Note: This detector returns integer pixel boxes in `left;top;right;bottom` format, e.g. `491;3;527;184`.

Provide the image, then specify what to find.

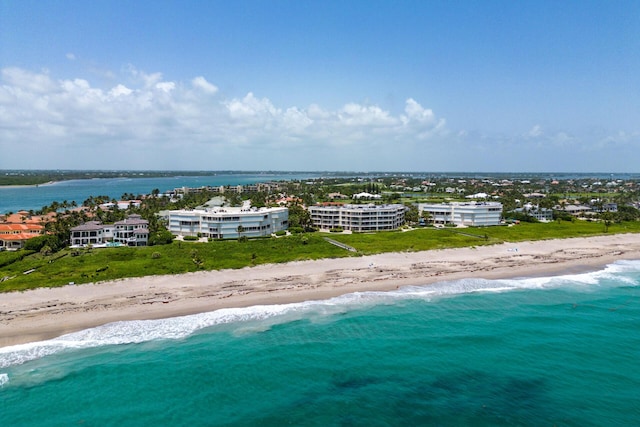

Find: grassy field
0;235;352;292
1;220;639;292
329;220;640;255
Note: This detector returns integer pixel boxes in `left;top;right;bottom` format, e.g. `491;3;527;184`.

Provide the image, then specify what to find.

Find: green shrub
24;235;63;252
183;235;199;241
149;229;174;245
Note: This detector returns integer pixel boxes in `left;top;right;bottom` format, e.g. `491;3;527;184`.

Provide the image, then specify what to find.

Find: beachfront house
167;206;289;239
0;211;49;250
69;221;109;247
70;214;148;247
308;204;406;232
113;215;149;246
0;223;45;250
418;202;503;227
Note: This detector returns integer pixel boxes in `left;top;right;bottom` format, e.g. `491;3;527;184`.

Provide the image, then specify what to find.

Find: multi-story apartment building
167;206;288;239
308;204;406;232
418;202;503;226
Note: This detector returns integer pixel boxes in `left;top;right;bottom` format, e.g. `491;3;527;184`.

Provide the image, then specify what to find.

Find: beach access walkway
323;237;357;252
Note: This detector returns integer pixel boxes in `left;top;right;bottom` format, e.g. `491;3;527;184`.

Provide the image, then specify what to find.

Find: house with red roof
0;223;45;250
0;211;52;250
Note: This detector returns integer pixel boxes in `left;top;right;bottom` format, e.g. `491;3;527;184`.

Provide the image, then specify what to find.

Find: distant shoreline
0;181;56;189
1;234;638;348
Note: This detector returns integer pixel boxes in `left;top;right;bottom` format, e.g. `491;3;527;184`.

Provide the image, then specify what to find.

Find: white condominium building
168;206;289;239
418;202;503;226
308;204;406;232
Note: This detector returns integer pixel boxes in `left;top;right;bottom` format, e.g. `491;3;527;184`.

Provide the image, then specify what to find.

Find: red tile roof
0;232;42;241
0;223;44;232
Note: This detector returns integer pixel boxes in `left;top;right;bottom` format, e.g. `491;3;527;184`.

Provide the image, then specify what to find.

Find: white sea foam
0;372;8;387
1;259;638;370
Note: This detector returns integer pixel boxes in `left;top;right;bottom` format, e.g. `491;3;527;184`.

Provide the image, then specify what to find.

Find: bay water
1;260;639;426
0;173;320;214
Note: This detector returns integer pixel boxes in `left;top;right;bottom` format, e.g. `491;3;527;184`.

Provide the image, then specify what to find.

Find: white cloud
528;125;542;138
339;103;398;127
191;76;218;94
225;92;279;119
125;65;164;88
552;132;574;147
402;98;435;124
110;84;133;97
0;67;454;169
1;67;57;93
283;107;313;132
66;53;76;61
155;82;175;93
14;65;605;171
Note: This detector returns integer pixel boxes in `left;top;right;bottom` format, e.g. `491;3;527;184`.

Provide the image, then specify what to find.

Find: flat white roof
170;206;287;215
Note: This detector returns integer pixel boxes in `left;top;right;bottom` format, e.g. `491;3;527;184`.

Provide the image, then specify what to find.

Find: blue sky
1;1;639;172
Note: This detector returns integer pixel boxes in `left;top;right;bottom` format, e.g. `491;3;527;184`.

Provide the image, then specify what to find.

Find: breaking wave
0;372;8;387
1;259;638;370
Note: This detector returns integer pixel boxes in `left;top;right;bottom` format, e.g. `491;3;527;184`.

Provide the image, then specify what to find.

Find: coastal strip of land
1;234;639;348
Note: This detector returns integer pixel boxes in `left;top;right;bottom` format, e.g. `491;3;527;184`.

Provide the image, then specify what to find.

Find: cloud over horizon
0;66;455;169
0;66;637;172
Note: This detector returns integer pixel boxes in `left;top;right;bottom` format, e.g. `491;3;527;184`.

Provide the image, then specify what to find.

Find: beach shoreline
1;234;639;348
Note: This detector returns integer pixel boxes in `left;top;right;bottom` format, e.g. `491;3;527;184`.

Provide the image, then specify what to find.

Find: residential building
562;205;592;216
418;202;503;226
352;192;382;200
591;202;618;213
308;204;406;232
113;214;149;246
0;211;50;250
69;221;109;246
167;206;289;239
465;193;489;199
514;204;554;222
0;223;44;250
327;192;349;200
70;215;148;247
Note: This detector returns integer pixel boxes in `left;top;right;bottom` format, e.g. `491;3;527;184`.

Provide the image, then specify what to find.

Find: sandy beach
1;234;639;348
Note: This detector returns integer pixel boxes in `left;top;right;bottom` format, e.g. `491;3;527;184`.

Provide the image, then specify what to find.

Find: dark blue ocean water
1;260;639;426
0;173;320;214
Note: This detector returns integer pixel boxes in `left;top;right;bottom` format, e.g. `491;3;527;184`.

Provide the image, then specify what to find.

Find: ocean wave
1;259;638;370
0;373;8;387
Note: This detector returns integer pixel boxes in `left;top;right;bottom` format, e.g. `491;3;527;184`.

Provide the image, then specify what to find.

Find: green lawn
2;220;639;292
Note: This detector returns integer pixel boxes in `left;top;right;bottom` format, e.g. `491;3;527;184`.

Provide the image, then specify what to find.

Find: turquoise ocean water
1;260;639;426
